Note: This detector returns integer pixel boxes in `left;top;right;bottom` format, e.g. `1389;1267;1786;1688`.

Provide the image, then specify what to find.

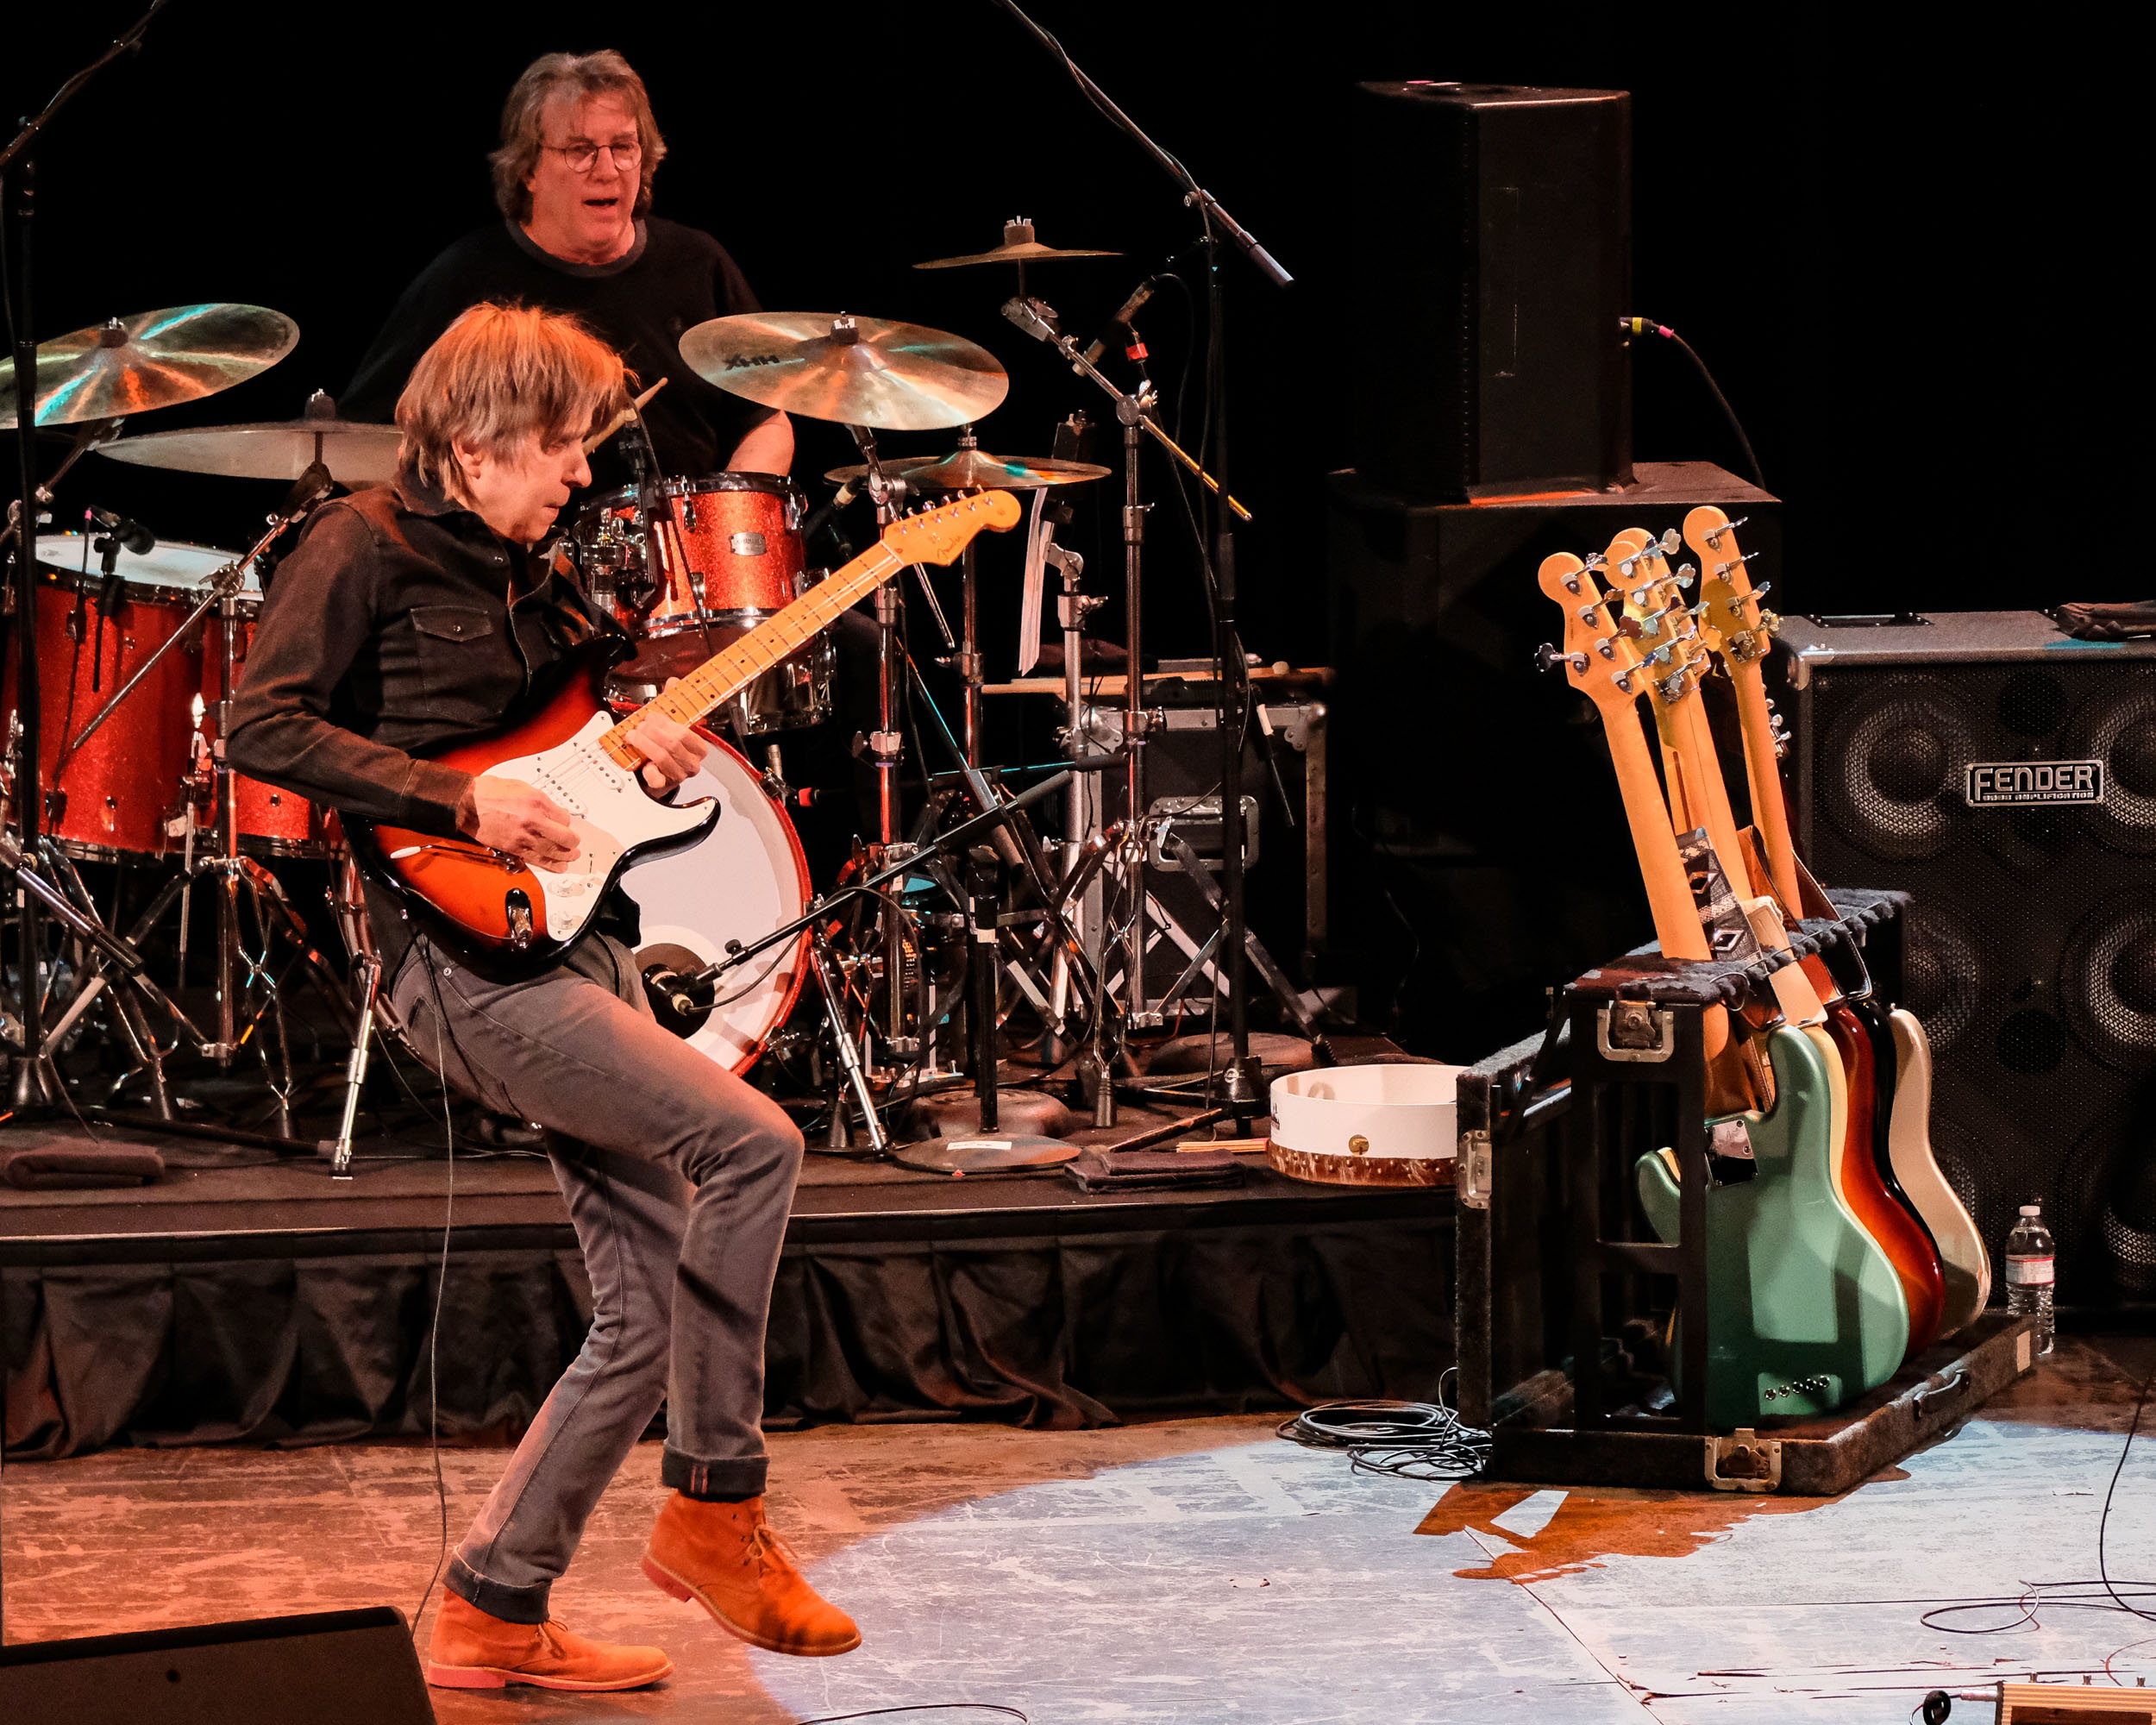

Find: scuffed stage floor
6;1337;2156;1722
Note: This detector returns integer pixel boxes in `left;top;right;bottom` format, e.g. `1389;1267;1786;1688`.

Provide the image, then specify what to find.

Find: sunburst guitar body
348;491;1021;973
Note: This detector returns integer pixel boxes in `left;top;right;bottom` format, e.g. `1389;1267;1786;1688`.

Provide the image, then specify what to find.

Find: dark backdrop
7;3;2140;1053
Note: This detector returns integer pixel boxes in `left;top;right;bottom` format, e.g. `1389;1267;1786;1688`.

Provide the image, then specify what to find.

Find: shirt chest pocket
408;605;501;714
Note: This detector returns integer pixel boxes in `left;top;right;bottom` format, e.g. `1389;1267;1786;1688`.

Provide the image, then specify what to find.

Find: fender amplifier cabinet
1349;81;1633;500
1776;612;2156;1305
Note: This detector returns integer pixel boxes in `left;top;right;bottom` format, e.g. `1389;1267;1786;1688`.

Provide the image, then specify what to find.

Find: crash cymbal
0;304;298;430
825;448;1110;492
915;218;1118;270
680;311;1006;433
96;394;402;484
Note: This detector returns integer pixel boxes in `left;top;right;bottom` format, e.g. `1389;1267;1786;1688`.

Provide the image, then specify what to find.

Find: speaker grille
1821;676;1976;862
1792;634;2156;1307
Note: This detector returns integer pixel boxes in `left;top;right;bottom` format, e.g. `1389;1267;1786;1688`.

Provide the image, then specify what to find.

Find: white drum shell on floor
1269;1063;1467;1162
614;732;811;1073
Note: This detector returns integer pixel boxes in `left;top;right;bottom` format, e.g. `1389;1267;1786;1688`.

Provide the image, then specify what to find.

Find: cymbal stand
999;292;1250;1056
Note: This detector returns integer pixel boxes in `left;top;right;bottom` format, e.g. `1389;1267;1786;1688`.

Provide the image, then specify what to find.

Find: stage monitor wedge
0;1606;433;1722
1350;81;1633;502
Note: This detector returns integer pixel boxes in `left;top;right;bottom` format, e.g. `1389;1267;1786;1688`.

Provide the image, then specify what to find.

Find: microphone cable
1621;317;1767;492
1275;1370;1490;1482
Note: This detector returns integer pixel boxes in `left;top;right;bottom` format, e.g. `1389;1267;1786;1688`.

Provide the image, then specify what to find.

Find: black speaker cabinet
1349;81;1633;502
0;1607;433;1722
1777;612;2156;1306
1328;460;1774;1056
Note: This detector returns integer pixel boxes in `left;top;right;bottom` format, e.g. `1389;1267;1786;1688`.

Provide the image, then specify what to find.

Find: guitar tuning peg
1560;569;1583;594
1752;580;1773;600
1673;566;1695;590
1533;642;1586;674
1594;635;1620;661
1583;551;1607;568
1659;528;1682;555
1760;608;1783;634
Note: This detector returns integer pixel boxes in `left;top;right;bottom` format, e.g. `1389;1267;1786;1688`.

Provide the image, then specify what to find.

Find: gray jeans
390;931;805;1624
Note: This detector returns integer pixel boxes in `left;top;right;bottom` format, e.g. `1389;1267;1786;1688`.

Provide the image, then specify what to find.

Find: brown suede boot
423;1589;674;1690
642;1493;862;1657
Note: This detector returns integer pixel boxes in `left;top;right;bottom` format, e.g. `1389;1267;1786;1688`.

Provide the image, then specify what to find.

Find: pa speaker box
1777;612;2156;1306
1349;81;1633;501
0;1606;433;1722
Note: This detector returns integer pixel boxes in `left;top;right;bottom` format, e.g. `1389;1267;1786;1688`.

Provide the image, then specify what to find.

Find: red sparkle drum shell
573;471;805;637
664;473;805;618
199;610;331;856
3;535;229;859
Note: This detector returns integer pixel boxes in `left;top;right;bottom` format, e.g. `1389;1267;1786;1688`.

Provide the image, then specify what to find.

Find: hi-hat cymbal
915;218;1117;270
0;304;298;430
825;448;1110;492
680;311;1006;433
96;400;402;484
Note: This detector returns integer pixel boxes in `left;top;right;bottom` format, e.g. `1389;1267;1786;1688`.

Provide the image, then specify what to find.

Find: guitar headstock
880;490;1023;565
1685;506;1776;666
1534;551;1653;723
1604;529;1705;712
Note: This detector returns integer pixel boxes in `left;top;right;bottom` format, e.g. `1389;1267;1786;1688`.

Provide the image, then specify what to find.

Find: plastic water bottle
2006;1202;2056;1356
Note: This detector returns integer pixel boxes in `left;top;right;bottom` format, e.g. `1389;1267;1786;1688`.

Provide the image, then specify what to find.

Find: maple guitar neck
1688;505;1802;910
596;540;904;768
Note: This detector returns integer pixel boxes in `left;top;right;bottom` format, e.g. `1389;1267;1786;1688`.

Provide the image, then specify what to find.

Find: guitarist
228;303;860;1690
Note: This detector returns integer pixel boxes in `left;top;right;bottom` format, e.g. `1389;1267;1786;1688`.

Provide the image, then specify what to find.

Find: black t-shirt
342;216;774;488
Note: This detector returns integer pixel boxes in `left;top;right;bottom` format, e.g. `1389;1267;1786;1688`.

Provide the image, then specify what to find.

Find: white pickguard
488;712;714;941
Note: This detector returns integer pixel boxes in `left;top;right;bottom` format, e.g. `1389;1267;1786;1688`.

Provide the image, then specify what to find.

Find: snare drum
1;534;235;858
571;471;832;734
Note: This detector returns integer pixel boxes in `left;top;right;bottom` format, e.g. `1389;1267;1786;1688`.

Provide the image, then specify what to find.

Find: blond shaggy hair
395;303;627;493
490;50;667;223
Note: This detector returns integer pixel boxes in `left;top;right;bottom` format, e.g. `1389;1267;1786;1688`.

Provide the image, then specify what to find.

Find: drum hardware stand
991;0;1290;1126
998;292;1249;1046
0;828;205;1104
693;770;1075;1153
893;846;1080;1175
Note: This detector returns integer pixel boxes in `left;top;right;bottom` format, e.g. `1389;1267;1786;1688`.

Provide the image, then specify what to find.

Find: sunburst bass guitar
347;490;1021;973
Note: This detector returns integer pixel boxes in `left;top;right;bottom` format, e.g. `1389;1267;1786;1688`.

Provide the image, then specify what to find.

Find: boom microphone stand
987;0;1291;1125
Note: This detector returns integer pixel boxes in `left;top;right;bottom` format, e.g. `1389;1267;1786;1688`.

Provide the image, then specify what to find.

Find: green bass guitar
1635;1023;1910;1428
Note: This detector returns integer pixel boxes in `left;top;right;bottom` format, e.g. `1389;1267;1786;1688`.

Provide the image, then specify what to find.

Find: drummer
342;50;791;483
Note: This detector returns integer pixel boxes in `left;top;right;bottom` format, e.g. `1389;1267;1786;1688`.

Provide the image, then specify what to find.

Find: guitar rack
1454;887;2039;1494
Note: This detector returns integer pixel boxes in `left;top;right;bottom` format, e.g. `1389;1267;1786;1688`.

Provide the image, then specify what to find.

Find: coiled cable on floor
1275;1374;1490;1482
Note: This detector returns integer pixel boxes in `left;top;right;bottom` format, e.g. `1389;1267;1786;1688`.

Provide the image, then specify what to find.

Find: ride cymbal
0;304;298;430
915;218;1118;270
97;402;401;484
824;448;1110;492
680;311;1006;432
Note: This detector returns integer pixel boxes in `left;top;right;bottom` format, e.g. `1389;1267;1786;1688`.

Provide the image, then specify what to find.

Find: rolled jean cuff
445;1555;550;1626
662;1446;768;1502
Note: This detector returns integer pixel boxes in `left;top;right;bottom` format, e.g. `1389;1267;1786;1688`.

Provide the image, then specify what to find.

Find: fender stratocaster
348;491;1021;973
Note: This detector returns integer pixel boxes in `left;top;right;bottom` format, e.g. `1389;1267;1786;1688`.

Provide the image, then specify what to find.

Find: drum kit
0;218;1301;1165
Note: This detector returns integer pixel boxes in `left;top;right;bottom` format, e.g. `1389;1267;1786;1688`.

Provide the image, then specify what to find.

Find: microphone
87;507;154;556
1082;277;1161;365
280;461;334;518
1000;297;1062;345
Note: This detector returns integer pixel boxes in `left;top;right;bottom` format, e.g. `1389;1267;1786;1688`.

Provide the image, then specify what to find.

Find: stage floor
6;1335;2154;1721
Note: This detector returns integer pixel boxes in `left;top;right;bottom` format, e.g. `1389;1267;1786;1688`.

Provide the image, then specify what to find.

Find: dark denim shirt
227;474;618;838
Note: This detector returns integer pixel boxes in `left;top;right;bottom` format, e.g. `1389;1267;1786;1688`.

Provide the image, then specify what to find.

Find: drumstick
584;377;669;454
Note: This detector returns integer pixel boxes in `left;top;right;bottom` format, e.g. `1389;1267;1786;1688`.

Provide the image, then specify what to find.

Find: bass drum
331;730;810;1076
616;730;812;1073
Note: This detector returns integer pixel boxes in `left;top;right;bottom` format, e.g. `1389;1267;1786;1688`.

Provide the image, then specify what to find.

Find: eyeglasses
542;140;642;174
